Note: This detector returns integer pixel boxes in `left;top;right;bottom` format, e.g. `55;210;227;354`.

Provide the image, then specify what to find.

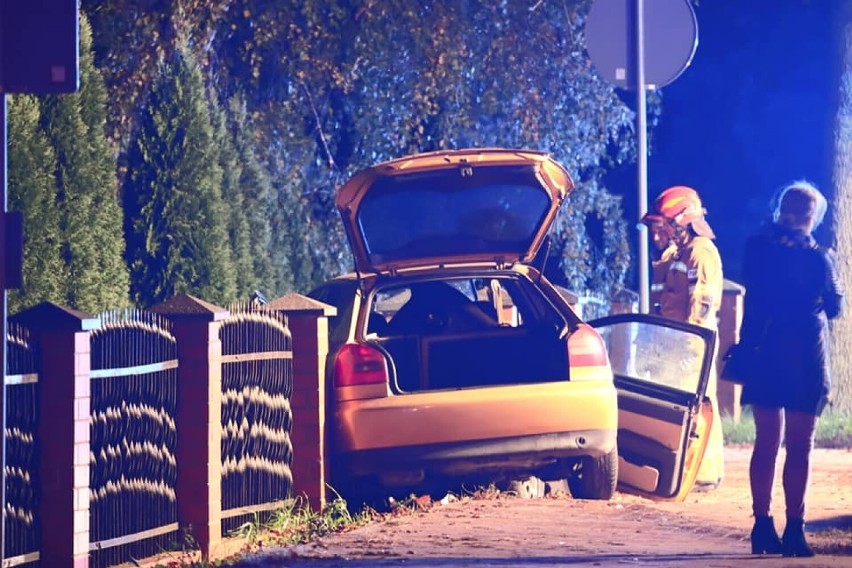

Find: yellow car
308;149;716;507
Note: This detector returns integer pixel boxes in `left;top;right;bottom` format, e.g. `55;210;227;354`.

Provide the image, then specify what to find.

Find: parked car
308;148;716;508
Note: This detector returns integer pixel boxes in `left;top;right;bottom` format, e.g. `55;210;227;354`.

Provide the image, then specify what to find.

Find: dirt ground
227;446;852;568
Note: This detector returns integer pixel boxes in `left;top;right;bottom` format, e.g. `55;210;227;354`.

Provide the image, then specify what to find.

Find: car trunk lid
335;148;574;275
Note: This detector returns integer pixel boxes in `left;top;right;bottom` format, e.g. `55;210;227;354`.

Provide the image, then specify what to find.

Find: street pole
0;2;7;558
0;92;8;566
633;0;651;314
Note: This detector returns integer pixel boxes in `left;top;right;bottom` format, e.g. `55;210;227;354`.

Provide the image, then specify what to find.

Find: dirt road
229;446;852;567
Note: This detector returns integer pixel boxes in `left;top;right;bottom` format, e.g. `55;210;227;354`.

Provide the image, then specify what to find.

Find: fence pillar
266;293;336;512
151;294;228;559
12;303;100;568
717;280;746;422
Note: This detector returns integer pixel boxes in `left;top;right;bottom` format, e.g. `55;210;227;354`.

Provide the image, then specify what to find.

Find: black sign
1;0;79;94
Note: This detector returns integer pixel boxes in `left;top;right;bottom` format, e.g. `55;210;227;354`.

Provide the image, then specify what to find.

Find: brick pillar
151;294;228;559
716;280;746;422
12;302;100;568
266;293;336;512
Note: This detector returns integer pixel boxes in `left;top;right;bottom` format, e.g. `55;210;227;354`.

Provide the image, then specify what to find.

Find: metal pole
0;92;8;565
634;0;650;313
0;2;8;559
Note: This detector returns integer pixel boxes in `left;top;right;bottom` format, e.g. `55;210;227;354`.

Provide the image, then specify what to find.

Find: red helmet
641;185;715;238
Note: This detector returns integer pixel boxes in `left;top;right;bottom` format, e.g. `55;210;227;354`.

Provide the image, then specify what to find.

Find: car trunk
372;324;569;392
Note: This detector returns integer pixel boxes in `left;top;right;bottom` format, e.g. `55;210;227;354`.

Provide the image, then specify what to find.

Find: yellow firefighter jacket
650;236;723;329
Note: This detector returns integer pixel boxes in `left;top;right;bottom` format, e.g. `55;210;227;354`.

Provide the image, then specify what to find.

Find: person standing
641;185;725;491
740;181;844;557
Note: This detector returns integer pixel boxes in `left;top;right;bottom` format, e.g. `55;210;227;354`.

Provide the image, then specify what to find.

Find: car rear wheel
567;447;618;500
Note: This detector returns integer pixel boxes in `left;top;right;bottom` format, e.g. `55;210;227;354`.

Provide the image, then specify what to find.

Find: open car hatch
590;313;717;501
335;148;574;275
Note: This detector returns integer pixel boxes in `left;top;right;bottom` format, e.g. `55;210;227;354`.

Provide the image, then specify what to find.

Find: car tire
567;447;618;500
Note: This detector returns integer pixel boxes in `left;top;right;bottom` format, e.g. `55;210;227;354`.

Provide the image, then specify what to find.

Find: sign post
585;0;698;313
0;0;79;561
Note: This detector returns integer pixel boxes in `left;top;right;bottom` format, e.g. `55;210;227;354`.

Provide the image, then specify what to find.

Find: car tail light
567;324;609;368
333;343;389;387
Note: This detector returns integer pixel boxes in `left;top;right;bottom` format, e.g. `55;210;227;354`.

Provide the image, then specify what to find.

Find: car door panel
590;313;716;501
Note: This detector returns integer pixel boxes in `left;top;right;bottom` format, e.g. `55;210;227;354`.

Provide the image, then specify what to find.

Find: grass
722;408;852;448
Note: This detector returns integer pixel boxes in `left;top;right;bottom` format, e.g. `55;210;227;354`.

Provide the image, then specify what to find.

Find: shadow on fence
2;292;335;568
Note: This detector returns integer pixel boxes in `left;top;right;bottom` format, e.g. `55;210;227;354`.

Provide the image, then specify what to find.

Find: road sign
1;0;79;94
586;0;698;90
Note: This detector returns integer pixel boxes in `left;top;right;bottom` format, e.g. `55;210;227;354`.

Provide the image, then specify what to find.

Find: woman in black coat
740;181;844;557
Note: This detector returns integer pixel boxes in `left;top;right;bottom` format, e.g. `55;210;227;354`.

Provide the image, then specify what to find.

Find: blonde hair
773;180;827;231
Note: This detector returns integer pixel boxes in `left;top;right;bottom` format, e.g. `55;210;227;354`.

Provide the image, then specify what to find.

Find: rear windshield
357;165;551;265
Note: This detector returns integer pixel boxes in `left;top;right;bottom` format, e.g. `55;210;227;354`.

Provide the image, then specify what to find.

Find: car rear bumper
340;429;617;481
334;381;618;452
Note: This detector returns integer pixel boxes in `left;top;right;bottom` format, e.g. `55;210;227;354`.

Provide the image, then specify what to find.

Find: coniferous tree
123;45;237;307
6;95;66;314
228;95;283;296
40;14;130;313
210;93;254;300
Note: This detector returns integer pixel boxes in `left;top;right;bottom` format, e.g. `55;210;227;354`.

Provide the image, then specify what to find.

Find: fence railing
88;309;180;568
2;293;335;568
4;321;39;566
219;303;293;534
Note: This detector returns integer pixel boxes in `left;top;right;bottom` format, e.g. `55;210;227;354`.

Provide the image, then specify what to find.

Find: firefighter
641;185;725;491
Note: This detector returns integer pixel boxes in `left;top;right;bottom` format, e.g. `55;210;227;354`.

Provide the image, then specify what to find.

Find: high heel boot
782;518;814;557
750;515;783;554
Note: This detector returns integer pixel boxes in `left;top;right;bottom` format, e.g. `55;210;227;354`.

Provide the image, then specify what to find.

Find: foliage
226;96;283;296
722;408;852;449
829;18;852;414
211;92;255;301
200;0;639;293
231;495;377;548
81;0;232;144
39;14;130;313
6;95;66;314
18;0;646;310
122;44;237;307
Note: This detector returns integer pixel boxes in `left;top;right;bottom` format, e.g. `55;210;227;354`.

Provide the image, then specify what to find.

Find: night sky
605;0;841;288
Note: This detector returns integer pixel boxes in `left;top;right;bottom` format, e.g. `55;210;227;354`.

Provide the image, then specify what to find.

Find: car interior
367;277;569;392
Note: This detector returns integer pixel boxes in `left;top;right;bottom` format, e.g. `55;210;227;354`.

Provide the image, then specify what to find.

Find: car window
373;288;410;320
356;166;551;265
596;320;707;393
472;278;520;327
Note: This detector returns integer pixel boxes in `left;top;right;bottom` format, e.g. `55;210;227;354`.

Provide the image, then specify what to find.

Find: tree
89;0;641;297
40;13;130;313
325;0;635;294
202;0;636;293
830;3;852;413
211;92;255;300
123;45;237;307
81;0;232;143
6;95;66;314
227;95;283;296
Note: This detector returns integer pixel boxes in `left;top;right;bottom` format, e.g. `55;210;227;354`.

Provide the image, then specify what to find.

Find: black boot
750;515;783;554
782;518;815;557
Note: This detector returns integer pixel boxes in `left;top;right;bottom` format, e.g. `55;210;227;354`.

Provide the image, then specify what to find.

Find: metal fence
1;295;313;567
88;309;180;568
219;302;293;535
4;321;40;566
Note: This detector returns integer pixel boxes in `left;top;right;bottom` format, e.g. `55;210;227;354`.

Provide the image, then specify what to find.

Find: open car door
590;313;717;501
